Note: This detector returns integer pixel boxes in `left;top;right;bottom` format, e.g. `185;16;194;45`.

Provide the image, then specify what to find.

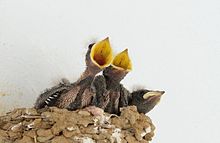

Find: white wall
0;0;219;142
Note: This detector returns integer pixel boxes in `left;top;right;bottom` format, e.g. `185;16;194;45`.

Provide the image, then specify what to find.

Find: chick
92;49;132;114
34;38;113;109
63;38;113;110
130;90;164;114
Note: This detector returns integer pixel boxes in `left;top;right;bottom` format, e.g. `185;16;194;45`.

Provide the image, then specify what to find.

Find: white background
0;0;219;142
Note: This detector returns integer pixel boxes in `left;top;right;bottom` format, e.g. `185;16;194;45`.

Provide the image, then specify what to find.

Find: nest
0;106;155;143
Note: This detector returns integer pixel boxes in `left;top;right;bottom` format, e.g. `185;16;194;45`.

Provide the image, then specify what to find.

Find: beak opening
90;37;113;69
112;49;132;71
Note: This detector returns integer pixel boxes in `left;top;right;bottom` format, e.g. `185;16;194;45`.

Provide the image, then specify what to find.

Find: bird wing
34;82;71;109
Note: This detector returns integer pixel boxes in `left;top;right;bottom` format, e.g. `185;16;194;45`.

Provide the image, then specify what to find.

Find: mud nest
0;106;155;143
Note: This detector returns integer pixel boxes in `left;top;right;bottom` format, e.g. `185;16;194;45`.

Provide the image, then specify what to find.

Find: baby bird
62;38;113;110
92;49;132;114
34;38;113;109
130;90;164;114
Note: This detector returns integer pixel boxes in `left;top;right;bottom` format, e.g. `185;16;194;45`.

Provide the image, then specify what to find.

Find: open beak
112;49;132;71
143;91;165;105
90;37;113;69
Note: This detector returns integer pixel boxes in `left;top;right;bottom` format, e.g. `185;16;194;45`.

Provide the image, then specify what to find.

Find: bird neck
104;69;128;89
105;76;121;89
78;66;100;82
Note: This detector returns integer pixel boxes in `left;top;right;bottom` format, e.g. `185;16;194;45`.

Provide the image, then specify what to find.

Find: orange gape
93;54;106;66
90;37;113;69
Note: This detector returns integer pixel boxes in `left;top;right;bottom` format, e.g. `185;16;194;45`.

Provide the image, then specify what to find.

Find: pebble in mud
0;106;155;143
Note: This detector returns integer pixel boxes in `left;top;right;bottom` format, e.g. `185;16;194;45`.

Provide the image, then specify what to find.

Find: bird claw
84;106;104;116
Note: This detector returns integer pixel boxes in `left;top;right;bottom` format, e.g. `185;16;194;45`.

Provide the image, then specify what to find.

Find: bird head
85;37;113;75
131;89;165;114
103;49;132;82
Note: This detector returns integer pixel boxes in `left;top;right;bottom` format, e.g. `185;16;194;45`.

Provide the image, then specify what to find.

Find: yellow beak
90;37;113;69
112;49;132;71
143;91;164;99
143;91;165;105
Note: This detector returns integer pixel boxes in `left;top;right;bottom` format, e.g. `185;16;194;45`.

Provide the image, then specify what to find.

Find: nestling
34;38;113;109
130;90;164;113
92;49;132;114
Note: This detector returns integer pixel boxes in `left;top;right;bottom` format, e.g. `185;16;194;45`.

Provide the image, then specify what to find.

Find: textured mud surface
0;106;155;143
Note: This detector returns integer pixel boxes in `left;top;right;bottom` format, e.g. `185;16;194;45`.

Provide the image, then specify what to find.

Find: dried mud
0;106;155;143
